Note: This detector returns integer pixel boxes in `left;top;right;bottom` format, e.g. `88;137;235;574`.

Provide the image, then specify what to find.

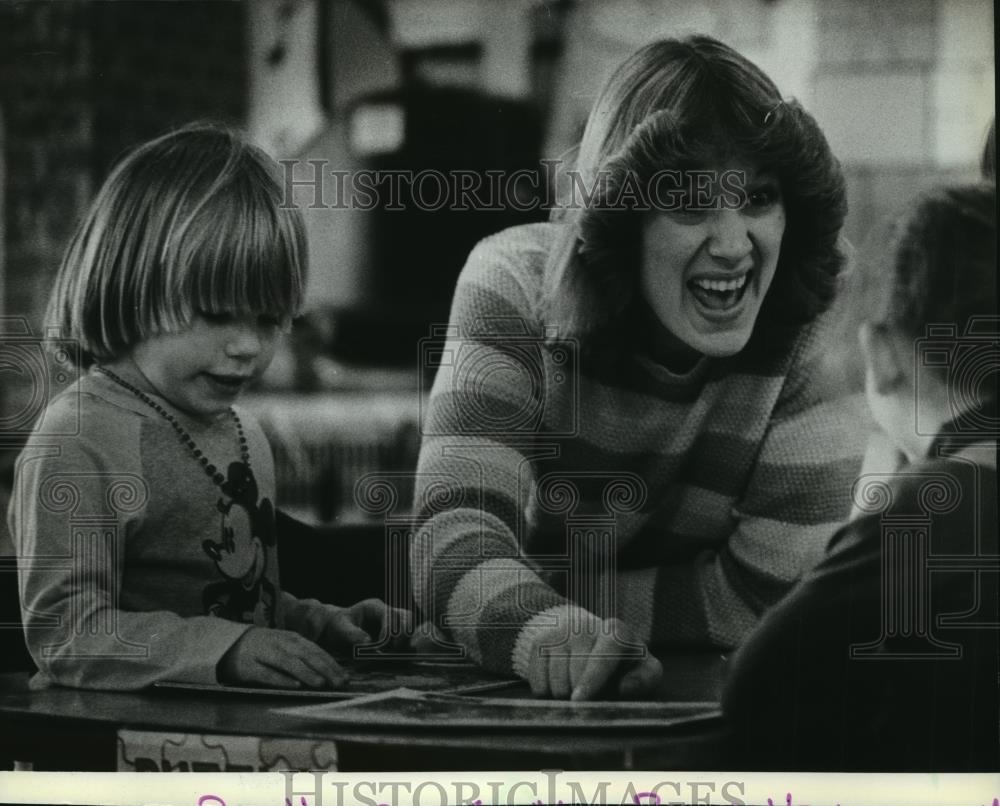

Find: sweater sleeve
412;230;593;677
10;411;249;690
611;325;871;648
413;231;869;671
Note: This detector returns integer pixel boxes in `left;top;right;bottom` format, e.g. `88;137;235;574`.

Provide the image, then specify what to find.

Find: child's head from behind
48;123;307;417
860;182;997;458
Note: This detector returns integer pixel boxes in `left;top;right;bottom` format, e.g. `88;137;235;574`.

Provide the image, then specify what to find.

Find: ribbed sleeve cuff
510;603;598;680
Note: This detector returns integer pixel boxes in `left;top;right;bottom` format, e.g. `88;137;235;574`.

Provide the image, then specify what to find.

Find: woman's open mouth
687;270;752;314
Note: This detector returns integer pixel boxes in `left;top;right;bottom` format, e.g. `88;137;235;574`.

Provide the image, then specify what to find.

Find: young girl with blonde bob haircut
11;124;407;691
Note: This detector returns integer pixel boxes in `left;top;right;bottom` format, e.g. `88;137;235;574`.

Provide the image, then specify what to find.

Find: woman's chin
686;329;753;358
676;290;765;358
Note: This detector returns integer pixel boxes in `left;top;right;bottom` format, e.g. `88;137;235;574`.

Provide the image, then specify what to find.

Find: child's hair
542;35;847;349
47;122;308;368
877;182;996;344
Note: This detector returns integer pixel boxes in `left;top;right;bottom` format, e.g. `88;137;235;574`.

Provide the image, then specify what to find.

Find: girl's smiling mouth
204;373;253;394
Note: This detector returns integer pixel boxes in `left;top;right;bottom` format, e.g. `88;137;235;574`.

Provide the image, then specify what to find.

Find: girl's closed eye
258;314;284;329
196;310;286;331
197;309;237;326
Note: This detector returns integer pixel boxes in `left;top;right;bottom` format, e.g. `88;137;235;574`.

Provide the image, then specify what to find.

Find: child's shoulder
26;372;147;450
896;441;997;499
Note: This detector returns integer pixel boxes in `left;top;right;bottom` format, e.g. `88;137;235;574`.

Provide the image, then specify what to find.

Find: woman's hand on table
217;627;346;689
526;617;663;701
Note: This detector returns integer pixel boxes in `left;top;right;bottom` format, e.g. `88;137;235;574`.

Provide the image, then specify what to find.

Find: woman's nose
706;209;753;264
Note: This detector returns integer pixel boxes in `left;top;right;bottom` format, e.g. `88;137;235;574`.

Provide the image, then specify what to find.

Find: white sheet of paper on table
275;687;723;729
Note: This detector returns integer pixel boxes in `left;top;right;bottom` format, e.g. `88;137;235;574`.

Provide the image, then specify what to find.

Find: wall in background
812;0;992;251
0;0;993;353
0;0;246;472
541;0;993;250
247;0;326;158
0;0;994;527
0;107;6;320
0;1;95;329
0;0;246;328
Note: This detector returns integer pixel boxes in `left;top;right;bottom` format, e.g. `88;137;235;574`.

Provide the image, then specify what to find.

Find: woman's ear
859;321;905;395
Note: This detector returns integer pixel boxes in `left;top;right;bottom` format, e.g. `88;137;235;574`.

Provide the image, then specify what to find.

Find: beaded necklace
95;366;252;494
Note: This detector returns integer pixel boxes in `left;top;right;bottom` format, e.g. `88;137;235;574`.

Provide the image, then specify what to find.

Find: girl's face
639;165;786;360
130;312;283;420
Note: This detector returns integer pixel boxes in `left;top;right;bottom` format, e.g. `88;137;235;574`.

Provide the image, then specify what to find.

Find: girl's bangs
162;179;306;328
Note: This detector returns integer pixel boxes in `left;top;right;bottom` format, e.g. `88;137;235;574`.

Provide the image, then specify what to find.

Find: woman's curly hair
543;35;848;351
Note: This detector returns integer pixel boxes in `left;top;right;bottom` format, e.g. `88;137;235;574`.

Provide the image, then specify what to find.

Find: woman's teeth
687;272;751;311
691;274;748;292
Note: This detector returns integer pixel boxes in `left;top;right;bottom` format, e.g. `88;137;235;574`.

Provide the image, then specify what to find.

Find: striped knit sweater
413;222;868;679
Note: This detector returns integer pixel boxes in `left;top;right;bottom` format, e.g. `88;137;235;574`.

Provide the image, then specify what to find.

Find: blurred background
0;0;994;528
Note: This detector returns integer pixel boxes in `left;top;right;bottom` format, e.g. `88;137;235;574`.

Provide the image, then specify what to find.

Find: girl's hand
409;620;453;655
315;598;415;654
526;617;663;701
217;627;346;689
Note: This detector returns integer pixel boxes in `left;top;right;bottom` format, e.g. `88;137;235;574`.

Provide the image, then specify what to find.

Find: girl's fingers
348;598;391;639
273;630;347;686
326;610;375;648
388;607;415;649
244;660;305;689
409;620;449;654
340;603;415;650
294;647;347;687
269;654;328;689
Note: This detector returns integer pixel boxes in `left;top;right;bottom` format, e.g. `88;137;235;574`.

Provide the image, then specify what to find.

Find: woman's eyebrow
745;167;780;182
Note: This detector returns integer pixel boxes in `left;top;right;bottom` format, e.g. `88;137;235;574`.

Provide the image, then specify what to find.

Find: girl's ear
859;321;905;395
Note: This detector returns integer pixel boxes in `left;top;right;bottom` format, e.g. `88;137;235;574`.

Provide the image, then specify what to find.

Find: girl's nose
224;323;263;359
706;209;753;264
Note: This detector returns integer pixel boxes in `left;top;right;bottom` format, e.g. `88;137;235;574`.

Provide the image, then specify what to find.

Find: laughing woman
412;35;868;699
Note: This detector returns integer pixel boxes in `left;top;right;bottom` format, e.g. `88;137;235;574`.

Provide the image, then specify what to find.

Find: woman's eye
258;315;283;329
747;185;780;209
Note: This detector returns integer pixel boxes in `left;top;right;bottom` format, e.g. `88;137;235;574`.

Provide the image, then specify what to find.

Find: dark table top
0;653;731;770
